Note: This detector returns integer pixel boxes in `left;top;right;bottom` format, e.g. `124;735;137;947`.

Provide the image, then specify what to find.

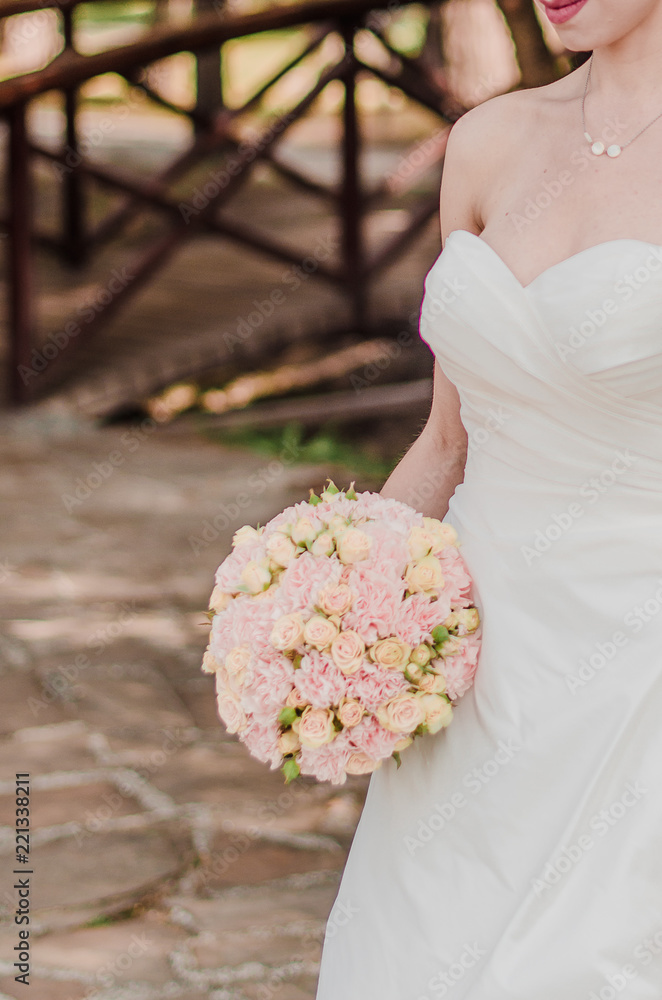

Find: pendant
590;140;605;156
606;144;622;157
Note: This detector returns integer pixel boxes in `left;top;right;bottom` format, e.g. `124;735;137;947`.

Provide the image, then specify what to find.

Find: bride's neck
589;36;662;108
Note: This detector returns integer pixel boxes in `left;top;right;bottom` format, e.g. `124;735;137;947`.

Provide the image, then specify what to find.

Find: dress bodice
419;230;662;497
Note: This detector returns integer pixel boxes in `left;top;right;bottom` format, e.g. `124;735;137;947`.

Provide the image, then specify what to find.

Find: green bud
278;706;297;726
282;757;301;784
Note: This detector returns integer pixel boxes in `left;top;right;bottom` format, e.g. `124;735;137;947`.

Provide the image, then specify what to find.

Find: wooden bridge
0;0;563;416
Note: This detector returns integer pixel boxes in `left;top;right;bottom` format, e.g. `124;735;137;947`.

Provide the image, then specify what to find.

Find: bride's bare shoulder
447;69;584;154
441;70;585;234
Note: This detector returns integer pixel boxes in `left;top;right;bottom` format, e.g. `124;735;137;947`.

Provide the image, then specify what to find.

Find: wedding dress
315;229;662;999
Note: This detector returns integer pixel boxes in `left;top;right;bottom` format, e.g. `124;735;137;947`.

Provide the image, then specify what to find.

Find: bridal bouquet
202;482;481;785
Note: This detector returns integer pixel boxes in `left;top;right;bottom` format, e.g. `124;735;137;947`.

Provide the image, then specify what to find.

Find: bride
315;1;662;997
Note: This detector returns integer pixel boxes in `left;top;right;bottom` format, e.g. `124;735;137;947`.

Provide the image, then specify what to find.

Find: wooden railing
0;0;469;405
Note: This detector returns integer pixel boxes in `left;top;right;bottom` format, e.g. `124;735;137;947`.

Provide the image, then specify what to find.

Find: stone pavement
0;402;382;1000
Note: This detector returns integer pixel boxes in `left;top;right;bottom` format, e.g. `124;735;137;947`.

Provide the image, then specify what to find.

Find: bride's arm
380;113;485;519
379;361;467;519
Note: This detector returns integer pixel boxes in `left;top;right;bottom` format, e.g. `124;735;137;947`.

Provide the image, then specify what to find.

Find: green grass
199;420;395;480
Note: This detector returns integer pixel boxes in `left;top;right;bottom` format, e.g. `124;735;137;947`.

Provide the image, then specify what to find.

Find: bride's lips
539;0;589;25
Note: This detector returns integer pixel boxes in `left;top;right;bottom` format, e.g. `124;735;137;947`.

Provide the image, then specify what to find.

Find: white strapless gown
315;230;662;1000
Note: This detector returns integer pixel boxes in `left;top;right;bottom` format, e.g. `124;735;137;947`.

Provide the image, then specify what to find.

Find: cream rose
376;694;426;733
317;583;353;617
405;554;444;594
291;517;319;547
418;671;447;694
216;689;247;733
337;698;364;728
225;644;251;686
240;560;271;594
285;687;308;709
278;729;301;754
201;646;221;674
345;751;381;775
417;693;453;734
404;661;425;684
394;735;413;752
422;517;458;548
436;637;463;658
311;532;335;557
232;524;263;548
330;629;366;675
407;525;437;561
455;608;480;634
369;637;412;671
335;527;372;564
410;643;432;667
326;513;349;534
208;585;232;614
266;531;298;567
271;613;305;651
303;614;339;650
298;706;336;748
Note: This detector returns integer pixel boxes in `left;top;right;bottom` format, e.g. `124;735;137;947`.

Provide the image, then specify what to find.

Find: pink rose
294;650;347;708
330;630;366;675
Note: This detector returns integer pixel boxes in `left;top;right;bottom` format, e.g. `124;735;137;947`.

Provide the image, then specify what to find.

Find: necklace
581;53;662;158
